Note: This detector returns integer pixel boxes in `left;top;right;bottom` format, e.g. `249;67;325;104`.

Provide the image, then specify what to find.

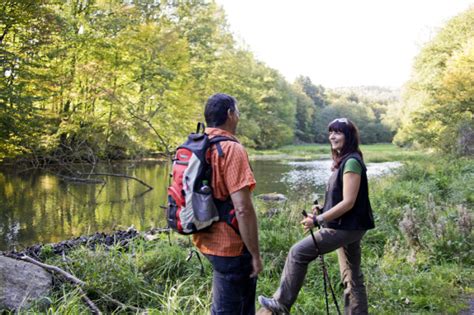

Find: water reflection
0;159;402;250
0;162;170;251
282;160;402;189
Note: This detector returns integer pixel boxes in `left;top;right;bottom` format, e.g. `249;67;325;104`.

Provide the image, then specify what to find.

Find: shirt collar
205;127;239;142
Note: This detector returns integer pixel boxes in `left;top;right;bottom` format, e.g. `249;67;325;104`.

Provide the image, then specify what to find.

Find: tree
395;6;474;154
205;49;296;148
294;76;327;108
0;0;58;161
312;91;393;144
292;84;316;142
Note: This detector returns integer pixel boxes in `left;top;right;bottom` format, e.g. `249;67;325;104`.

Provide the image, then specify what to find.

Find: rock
265;208;281;217
0;256;52;311
257;193;288;202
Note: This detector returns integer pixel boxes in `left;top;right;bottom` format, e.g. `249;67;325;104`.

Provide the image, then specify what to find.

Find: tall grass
26;149;472;314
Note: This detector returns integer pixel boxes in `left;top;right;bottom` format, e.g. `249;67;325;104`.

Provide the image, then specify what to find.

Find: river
0;159;401;251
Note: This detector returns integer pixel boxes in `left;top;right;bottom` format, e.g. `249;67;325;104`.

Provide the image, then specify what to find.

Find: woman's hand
300;214;315;232
312;204;323;215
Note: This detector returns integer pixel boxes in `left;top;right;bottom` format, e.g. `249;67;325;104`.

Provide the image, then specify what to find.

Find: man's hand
250;255;263;278
231;187;262;278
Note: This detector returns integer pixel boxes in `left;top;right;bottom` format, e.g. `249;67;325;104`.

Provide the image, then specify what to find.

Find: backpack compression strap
196;122;206;134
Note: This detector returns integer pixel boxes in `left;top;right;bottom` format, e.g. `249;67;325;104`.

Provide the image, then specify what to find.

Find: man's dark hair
204;93;237;127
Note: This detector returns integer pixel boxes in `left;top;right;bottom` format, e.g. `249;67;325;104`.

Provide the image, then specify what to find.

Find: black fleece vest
322;153;375;230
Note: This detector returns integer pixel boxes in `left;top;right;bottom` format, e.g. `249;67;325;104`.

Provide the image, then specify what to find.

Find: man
193;93;263;314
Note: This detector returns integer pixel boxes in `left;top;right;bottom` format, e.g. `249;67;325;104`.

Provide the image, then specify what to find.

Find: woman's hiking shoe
258;296;289;314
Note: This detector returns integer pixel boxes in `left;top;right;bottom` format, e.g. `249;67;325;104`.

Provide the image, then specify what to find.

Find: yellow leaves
439;39;474;104
397;6;474;152
425;119;446;136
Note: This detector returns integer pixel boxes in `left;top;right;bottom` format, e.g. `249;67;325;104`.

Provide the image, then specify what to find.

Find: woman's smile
329;131;345;152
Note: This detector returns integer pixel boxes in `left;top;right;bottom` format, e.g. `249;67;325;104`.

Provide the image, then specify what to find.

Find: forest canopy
0;1;471;163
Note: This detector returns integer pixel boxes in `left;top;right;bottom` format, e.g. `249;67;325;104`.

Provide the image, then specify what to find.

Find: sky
215;0;473;88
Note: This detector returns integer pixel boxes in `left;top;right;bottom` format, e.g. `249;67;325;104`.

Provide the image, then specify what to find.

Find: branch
79;287;102;315
0;23;11;45
126;107;171;156
87;173;153;191
101;90;172;156
93;290;143;313
57;174;105;184
12;254;86;286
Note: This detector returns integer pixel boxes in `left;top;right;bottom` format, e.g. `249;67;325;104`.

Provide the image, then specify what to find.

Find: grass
22;146;473;314
249;143;426;163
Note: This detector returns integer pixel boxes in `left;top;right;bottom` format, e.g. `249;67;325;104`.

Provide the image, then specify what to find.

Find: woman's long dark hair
328;118;363;170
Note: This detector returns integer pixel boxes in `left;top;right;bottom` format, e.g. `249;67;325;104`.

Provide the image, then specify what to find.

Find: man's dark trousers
205;250;257;314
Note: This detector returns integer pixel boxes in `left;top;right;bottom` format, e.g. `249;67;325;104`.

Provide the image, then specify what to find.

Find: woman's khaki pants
273;228;368;314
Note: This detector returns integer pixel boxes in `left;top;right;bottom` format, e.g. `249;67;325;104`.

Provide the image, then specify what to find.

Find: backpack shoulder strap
209;136;238;157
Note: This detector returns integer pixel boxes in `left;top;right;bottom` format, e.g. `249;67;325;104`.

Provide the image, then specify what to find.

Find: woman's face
329;130;345;152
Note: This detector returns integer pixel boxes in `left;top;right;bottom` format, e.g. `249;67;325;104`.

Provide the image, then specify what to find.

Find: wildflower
457;204;472;237
399;205;420;248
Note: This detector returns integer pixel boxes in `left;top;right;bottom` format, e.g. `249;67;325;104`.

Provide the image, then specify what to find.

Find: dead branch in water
57;174;105;184
86;172;153;191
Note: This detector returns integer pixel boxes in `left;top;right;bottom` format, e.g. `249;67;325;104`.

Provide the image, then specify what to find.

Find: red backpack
166;123;239;235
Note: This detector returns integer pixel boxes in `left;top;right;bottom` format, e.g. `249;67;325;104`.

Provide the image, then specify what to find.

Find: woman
258;118;375;314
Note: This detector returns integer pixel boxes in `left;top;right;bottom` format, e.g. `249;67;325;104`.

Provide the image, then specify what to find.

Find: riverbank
0;143;413;167
249;143;426;163
16;149;472;314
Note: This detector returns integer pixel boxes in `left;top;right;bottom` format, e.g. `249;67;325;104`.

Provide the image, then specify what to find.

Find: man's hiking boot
258;296;289;314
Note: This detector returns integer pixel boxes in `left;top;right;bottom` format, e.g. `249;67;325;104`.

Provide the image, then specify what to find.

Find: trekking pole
302;209;330;314
313;198;341;314
302;206;341;315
